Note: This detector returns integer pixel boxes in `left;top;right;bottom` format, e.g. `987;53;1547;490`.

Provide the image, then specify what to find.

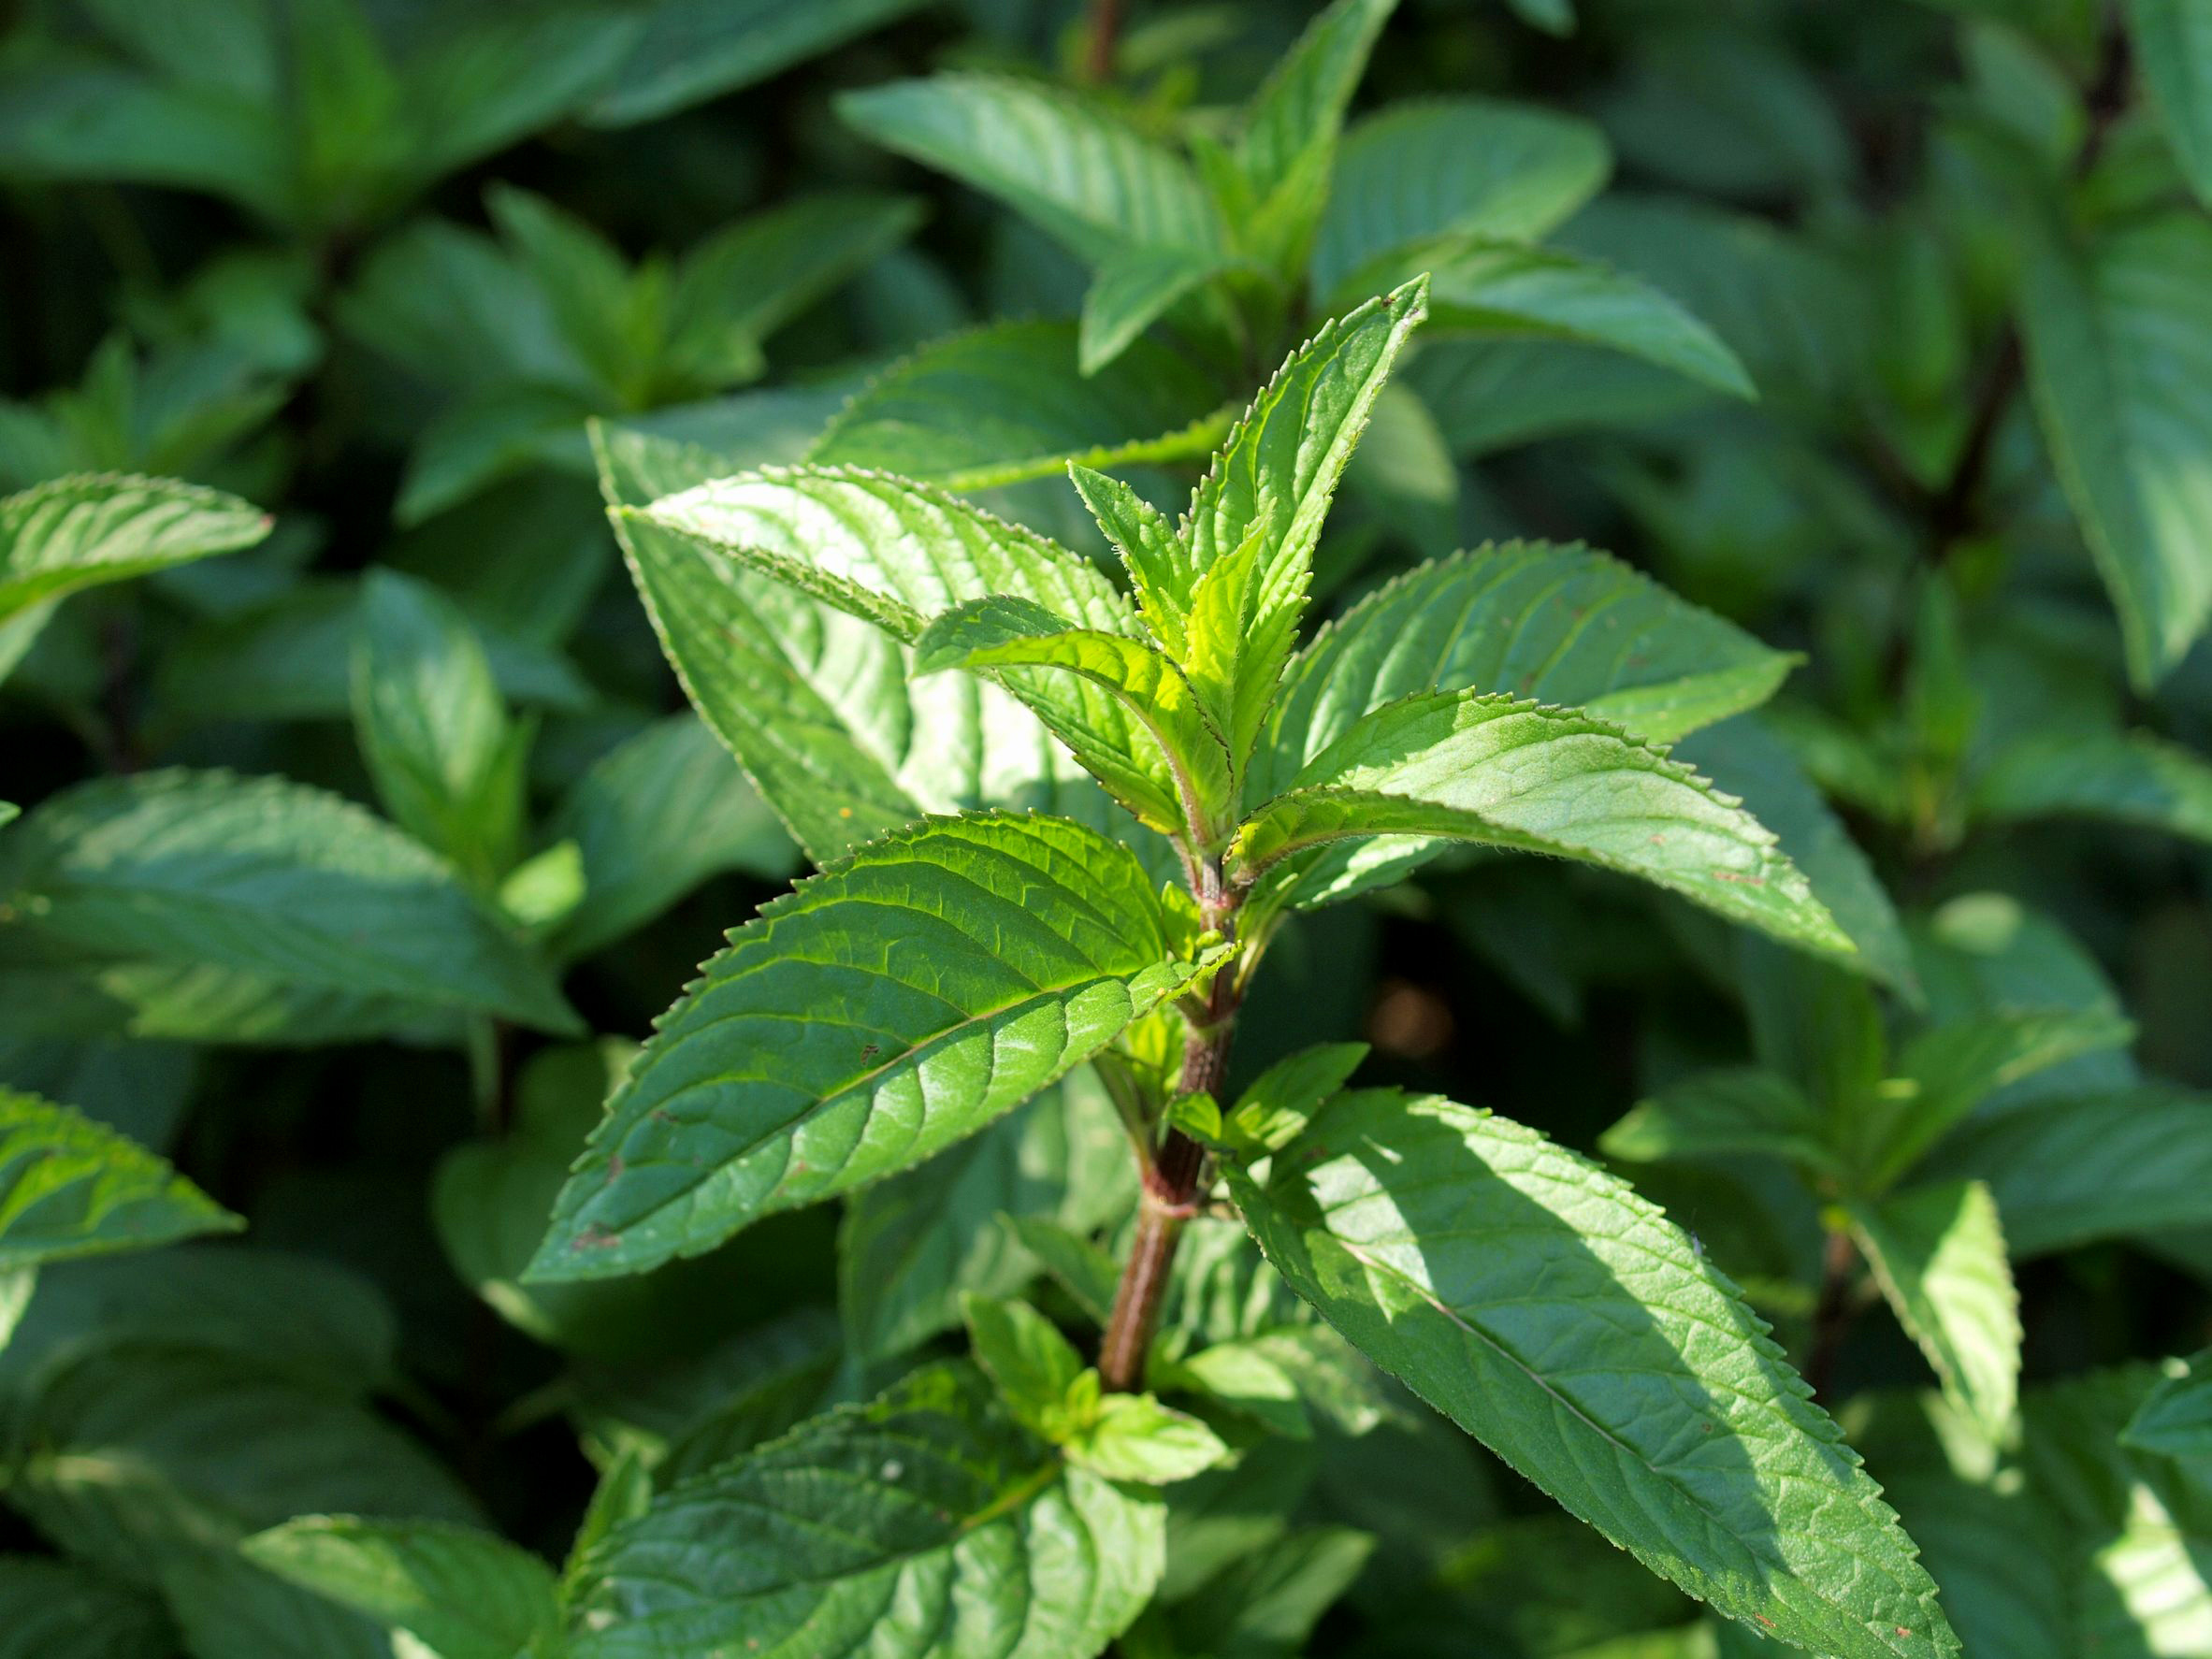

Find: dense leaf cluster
4;1;2212;1656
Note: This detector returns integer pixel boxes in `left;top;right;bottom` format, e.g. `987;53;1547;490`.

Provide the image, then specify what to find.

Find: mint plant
7;3;2212;1655
490;281;1959;1657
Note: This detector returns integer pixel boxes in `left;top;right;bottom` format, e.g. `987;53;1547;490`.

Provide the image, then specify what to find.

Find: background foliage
3;0;2212;1654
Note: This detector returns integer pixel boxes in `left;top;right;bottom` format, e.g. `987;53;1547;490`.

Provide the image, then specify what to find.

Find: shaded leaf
243;1517;558;1659
0;770;577;1034
1227;1089;1957;1657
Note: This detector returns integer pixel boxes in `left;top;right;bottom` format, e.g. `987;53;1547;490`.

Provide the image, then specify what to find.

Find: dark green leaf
566;1363;1162;1659
1848;1179;2020;1436
243;1517;558;1659
0;770;577;1033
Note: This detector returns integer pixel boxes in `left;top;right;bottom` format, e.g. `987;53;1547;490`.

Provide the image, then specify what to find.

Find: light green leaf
1260;541;1796;806
1228;1040;1369;1154
566;1363;1162;1659
635;469;1192;839
809;322;1229;489
597;427;1130;865
1227;1089;1958;1658
2122;1349;2212;1464
1849;1179;2021;1437
837;75;1224;263
243;1517;558;1659
1234;692;1849;954
1866;1009;2136;1189
547;714;796;960
0;770;578;1034
2129;0;2212;208
839;1070;1132;1362
1069;463;1189;655
1599;1069;1838;1173
634;464;1137;647
1340;238;1754;397
351;570;526;887
529;814;1206;1282
1067;1392;1231;1484
1079;244;1238;375
2019;212;2212;689
914;594;1233;837
0;1086;239;1268
0;1557;172;1659
0;473;267;676
962;1292;1086;1434
1975;729;2212;844
1933;1086;2212;1257
1309;96;1611;296
1175;279;1430;768
586;0;925;126
1236;0;1396;189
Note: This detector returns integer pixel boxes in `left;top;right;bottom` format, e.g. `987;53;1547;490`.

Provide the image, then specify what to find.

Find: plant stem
1083;0;1122;84
1804;1226;1858;1404
1098;863;1239;1392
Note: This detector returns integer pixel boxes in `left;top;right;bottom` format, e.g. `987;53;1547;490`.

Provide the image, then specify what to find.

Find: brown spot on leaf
1710;871;1766;887
574;1225;624;1251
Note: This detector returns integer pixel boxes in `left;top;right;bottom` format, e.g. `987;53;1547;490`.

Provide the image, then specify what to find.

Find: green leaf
809;322;1229;489
1677;715;1920;999
1848;1179;2021;1437
1164;1525;1377;1657
1260;541;1796;808
0;473;267;676
2122;1349;2212;1464
1079;244;1239;376
1227;1040;1369;1154
634;467;1196;839
913;595;1234;837
835;75;1225;266
597;428;1126;865
1069;463;1189;655
547;714;797;960
1174;280;1430;769
839;1069;1134;1362
1932;1086;2212;1257
529;814;1207;1282
1066;1392;1231;1484
243;1517;559;1659
1974;729;2212;844
632;464;1138;650
2128;0;2212;208
1599;1069;1839;1174
1865;1010;2136;1189
963;1291;1086;1434
586;0;926;126
671;192;925;365
1226;1089;1958;1658
0;1086;239;1268
1234;692;1849;955
0;770;578;1034
0;1557;172;1659
1236;0;1396;193
565;1363;1162;1659
1339;238;1755;397
2019;212;2212;689
351;570;526;887
1308;96;1611;297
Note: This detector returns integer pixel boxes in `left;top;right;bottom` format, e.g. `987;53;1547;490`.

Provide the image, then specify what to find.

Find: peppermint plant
373;279;1965;1659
